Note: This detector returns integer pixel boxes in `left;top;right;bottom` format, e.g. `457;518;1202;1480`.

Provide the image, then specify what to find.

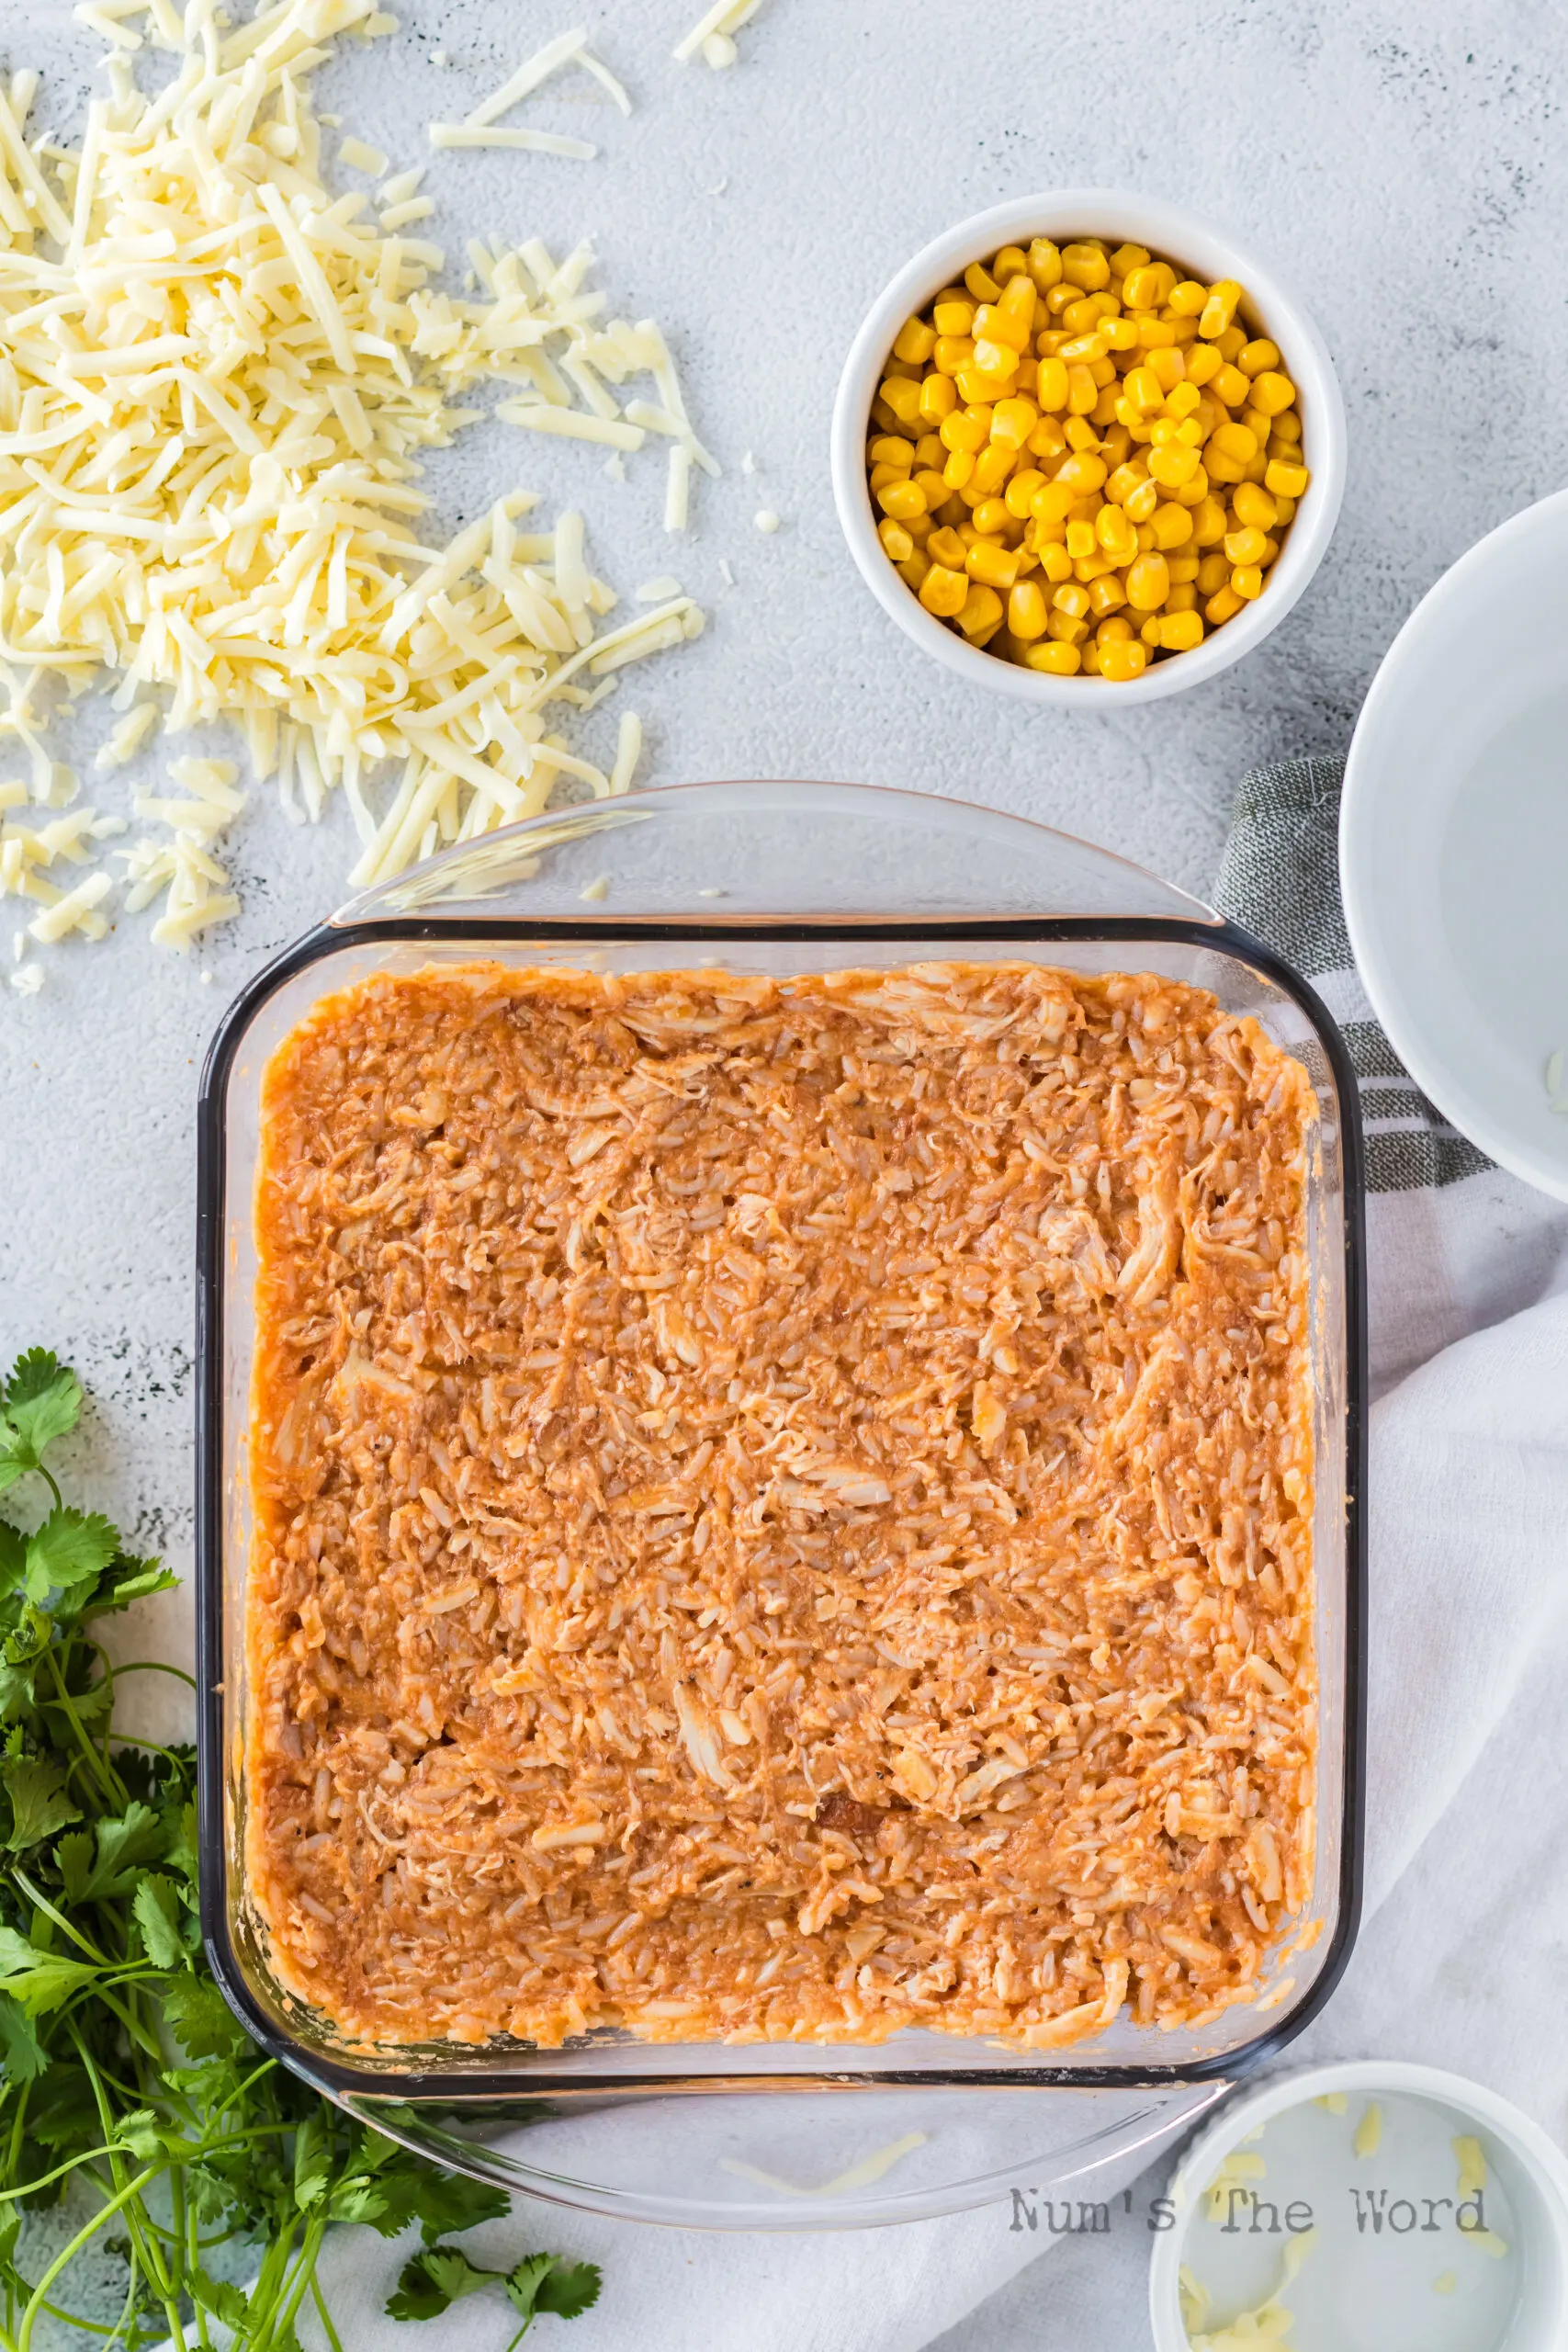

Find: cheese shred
0;0;709;963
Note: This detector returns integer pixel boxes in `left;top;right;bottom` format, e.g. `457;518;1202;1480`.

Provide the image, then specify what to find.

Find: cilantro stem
9;1867;110;1964
40;1646;122;1809
106;1659;199;1690
13;2159;161;2352
310;2267;347;2352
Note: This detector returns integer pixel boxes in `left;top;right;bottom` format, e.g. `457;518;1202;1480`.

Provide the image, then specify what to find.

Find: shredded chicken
246;961;1316;2052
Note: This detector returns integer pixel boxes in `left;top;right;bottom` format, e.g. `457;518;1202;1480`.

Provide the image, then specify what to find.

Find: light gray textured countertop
1;3;1562;2344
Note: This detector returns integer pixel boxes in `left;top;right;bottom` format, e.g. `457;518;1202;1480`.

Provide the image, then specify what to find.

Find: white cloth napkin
286;767;1568;2352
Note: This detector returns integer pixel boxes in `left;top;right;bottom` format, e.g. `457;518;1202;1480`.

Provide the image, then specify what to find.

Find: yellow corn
1224;526;1269;566
894;316;938;366
1150;503;1194;549
1199;278;1242;338
991;396;1040;449
1232;481;1278;531
871;239;1308;676
1265;458;1311;497
877;479;928;521
1023;639;1081;674
919;563;968;618
1160;610;1205;650
1125;551;1170;610
955;582;1005;640
1100;637;1147;681
1008;580;1049;639
966;540;1020;589
971;443;1014;494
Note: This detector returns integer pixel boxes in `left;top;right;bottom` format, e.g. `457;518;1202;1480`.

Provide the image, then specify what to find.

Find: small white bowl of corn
1147;2059;1568;2352
831;190;1346;705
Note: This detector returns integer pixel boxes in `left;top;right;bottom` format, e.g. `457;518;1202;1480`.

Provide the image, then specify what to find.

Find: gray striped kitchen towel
1213;755;1489;1196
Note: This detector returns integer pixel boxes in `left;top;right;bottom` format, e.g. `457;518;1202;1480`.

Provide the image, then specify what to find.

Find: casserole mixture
247;961;1316;2050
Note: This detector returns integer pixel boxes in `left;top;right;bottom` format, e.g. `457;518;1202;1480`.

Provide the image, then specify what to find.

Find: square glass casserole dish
197;780;1366;2228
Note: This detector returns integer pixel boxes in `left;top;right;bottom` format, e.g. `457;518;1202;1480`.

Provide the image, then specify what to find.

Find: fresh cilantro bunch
0;1353;601;2352
389;2245;602;2346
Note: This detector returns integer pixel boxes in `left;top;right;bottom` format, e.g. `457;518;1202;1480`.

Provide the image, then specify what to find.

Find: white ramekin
830;189;1347;707
1148;2059;1568;2352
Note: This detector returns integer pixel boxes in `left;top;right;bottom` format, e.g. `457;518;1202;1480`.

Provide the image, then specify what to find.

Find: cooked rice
246;960;1316;2051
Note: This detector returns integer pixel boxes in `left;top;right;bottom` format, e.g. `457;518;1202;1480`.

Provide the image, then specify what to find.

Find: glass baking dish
197;780;1366;2229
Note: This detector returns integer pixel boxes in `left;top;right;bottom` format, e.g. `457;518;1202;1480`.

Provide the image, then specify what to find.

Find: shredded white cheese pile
0;0;711;959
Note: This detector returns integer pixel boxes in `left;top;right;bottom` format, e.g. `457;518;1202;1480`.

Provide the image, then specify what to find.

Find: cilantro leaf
2;1754;82;1850
59;1799;166;1903
24;1510;119;1603
0;1925;98;2018
0;1523;25;1599
0;1993;46;2085
530;2258;601;2322
131;1874;187;1969
87;1554;175;1617
163;1975;251;2063
3;1351;82;1463
387;2245;499;2323
364;2152;510;2244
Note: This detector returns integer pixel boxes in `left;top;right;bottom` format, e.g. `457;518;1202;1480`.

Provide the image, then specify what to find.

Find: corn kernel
1214;323;1247;362
1185;343;1224;387
919;563;968;618
1248;369;1297;417
1100;637;1147;681
1151;503;1193;549
1123;261;1177;311
1190;494;1228;546
992;243;1030;285
894;315;938;366
971;496;1012;537
972;336;1021;382
1060;295;1104;337
1023;639;1081;674
1126;550;1170;610
1027;238;1063;292
1088;571;1127;616
966;539;1020;589
1160;609;1205;651
1271;492;1298;526
1064;517;1098;560
1102;313;1141;351
868;435;916;472
1066;363;1099;414
1196;550;1232;594
1031;480;1076;524
1059;328;1110;364
913;431;944;468
1007;580;1049;639
1201;584;1242;625
958;365;1018;407
1240;405;1272;447
1265;458;1311;497
1165;582;1198;613
932;336;975;377
877;377;922;427
1124;476;1160;524
897;549;931;592
1039;540;1074;582
1090;382;1122;424
956;582;1005;641
1124;365;1164;415
1028;415;1068;460
1074;551;1114;582
878;478;928;520
938;408;987;456
1044;282;1078;318
1258;534;1281;568
918;374;958;426
972;443;1014;494
991;396;1040;449
1173;465;1210;508
998;470;1041;520
1232;481;1278;531
1148;345;1186;392
1051;580;1090;619
1199;278;1242;338
1167;554;1201;583
878;517;915;561
1096;613;1134;641
933;298;976;338
1235;335;1278;377
910;469;948;509
1168;278;1209;316
964;260;1003;303
1035;356;1070;412
927;526;966;569
1210;362;1251;409
942;447;976;491
1060;241;1110;290
1054;451;1107;497
1269;409;1303;446
1148;443;1201;490
1231;563;1263;600
1078;637;1105;673
1045;607;1089;644
1110;242;1151;277
1132;313;1177;349
1163;382;1201;422
1064;414;1101;451
868;464;902;496
1096;503;1139;562
1224;526;1269;566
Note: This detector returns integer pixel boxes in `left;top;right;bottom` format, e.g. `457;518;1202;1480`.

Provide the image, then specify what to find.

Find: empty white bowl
830;188;1347;707
1341;486;1568;1203
1149;2059;1568;2352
